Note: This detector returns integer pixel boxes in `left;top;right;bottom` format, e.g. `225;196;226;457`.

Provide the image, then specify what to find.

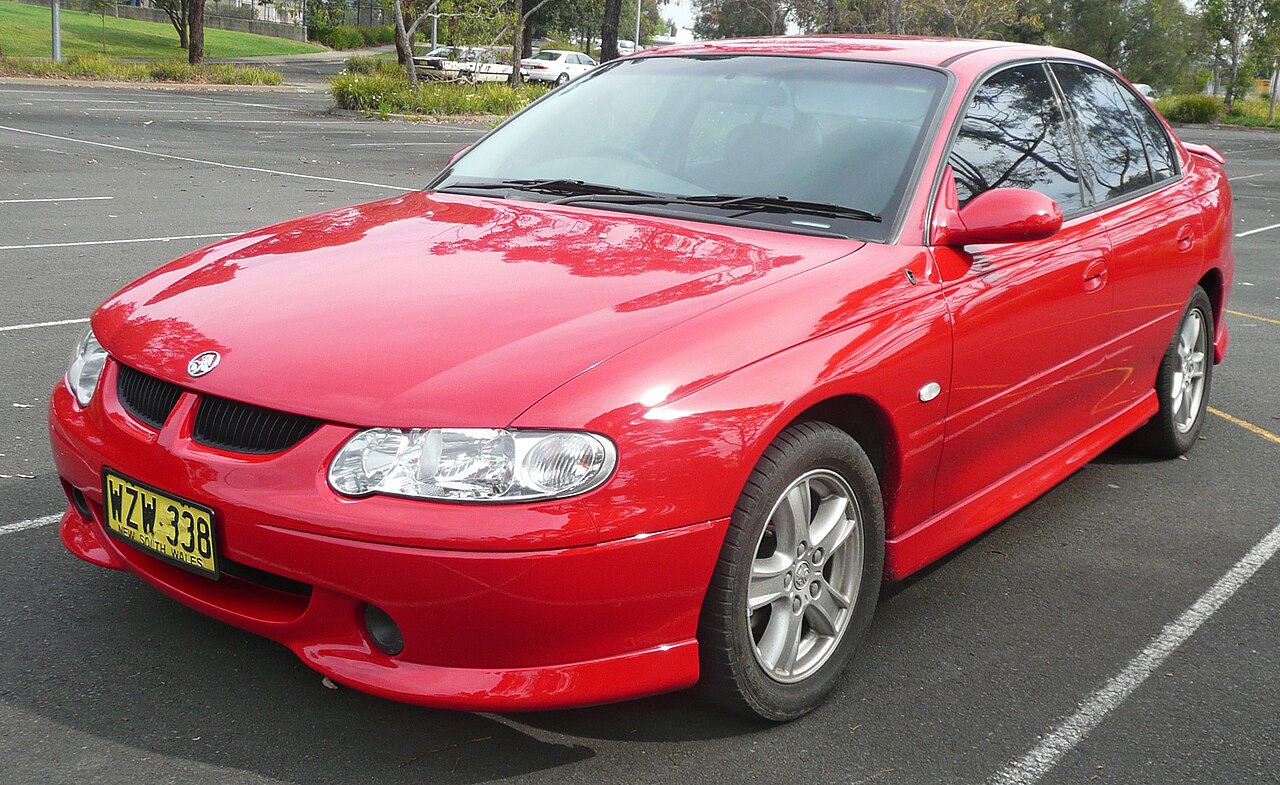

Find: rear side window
1120;88;1178;181
1052;63;1154;201
948;64;1084;212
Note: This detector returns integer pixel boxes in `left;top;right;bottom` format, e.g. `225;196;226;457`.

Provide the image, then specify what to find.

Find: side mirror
939;188;1063;246
448;146;470;165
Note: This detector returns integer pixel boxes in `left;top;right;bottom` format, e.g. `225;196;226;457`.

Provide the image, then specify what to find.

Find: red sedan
49;36;1233;721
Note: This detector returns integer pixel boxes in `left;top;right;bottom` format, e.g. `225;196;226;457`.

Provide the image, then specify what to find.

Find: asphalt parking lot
1;83;1277;785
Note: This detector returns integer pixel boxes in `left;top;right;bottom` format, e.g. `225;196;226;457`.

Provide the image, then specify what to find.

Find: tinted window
1052;64;1153;200
948;64;1083;212
1121;87;1178;181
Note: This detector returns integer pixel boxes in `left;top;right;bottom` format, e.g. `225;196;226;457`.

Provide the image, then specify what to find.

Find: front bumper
48;365;727;710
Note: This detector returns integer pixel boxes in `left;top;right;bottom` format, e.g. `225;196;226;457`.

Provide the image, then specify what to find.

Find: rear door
1051;62;1205;406
932;63;1116;512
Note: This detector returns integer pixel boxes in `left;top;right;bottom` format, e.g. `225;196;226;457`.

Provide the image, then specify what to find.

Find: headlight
66;329;108;407
328;428;617;503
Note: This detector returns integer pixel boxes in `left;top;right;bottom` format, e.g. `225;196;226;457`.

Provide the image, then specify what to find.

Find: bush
147;60;199;82
345;54;403;77
0;55;281;85
1155;94;1222;124
313;25;393;50
331;71;550;117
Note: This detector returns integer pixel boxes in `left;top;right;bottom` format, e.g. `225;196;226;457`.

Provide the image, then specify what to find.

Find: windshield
433;55;947;241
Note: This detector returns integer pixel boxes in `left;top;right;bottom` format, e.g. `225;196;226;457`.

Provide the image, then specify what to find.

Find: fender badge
187;351;221;378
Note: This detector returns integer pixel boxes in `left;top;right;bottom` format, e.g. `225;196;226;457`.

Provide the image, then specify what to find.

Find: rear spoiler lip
1184;142;1226;165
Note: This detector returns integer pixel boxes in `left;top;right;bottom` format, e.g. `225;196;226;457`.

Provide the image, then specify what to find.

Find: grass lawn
0;0;325;59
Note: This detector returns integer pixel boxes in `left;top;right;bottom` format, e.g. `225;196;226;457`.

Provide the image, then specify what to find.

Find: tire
1138;286;1214;457
697;421;885;721
556;72;570;86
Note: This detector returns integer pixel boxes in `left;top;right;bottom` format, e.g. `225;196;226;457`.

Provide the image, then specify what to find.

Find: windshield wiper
551;192;882;223
437;178;658;199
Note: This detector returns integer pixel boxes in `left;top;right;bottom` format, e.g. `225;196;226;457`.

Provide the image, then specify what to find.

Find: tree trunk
391;0;418;85
510;0;524;85
885;0;902;35
601;0;622;61
522;22;534;59
187;0;204;65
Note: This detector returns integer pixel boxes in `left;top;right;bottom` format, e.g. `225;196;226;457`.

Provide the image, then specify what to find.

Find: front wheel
697;421;884;721
1138;286;1214;457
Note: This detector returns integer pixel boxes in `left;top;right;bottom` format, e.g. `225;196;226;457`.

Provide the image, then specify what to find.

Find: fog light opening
363;603;404;656
69;485;92;521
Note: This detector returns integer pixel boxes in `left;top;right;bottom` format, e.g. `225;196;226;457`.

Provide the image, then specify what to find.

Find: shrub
331;71;550;117
313;25;371;51
0;55;281;85
1155;94;1222;124
361;26;396;46
345;54;404;77
147;60;199;82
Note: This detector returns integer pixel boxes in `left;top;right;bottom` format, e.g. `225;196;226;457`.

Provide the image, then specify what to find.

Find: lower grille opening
220;558;313;597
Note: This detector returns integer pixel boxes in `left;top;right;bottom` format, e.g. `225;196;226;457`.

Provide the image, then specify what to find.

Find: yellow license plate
103;470;219;578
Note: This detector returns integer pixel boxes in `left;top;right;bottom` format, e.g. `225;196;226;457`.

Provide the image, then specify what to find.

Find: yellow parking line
1227;309;1280;326
1209;407;1280;446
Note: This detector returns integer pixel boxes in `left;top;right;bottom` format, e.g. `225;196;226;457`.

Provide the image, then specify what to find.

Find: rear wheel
556;72;570;85
1139;286;1214;457
697;421;884;721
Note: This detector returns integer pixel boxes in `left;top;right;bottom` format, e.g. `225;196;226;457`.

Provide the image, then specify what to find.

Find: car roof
641;35;1093;69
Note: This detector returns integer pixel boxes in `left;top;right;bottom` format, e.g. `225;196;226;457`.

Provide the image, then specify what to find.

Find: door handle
1176;224;1195;252
1082;259;1108;293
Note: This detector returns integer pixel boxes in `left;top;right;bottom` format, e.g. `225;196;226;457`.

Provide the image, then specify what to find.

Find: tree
601;0;623;60
187;0;205;64
694;0;789;38
1199;0;1279;108
153;0;189;50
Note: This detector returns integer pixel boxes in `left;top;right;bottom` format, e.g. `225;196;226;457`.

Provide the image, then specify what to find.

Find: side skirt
884;391;1159;580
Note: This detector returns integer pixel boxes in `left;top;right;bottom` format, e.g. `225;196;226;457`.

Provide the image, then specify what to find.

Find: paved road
0;85;1277;785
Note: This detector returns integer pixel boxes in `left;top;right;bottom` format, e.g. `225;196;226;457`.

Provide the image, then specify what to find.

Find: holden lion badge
187;351;221;378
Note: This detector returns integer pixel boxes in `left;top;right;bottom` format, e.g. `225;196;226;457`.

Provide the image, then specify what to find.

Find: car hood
93;191;863;427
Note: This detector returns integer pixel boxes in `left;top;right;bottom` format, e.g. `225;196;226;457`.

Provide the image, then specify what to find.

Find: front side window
433;56;948;241
947;64;1084;213
1052;63;1154;201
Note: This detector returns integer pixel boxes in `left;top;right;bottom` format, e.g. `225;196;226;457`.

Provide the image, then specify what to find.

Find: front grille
116;363;184;429
193;395;320;454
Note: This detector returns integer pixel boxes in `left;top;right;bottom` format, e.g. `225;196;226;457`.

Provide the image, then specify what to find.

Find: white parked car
1133;83;1158;101
414;47;526;83
521;50;598;85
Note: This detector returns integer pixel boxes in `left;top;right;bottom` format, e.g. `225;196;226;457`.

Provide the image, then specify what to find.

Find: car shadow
8;567;594;785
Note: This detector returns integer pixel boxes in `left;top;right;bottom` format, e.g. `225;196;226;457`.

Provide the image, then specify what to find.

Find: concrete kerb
328;107;500;126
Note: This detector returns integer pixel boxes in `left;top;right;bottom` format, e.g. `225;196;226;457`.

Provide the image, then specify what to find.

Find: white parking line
1228;172;1268;181
0;124;415;192
0;232;233;251
24;98;138;104
1236;222;1280;238
0;317;89;333
988;519;1280;785
0;196;113;204
0;514;61;537
350;142;461;147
